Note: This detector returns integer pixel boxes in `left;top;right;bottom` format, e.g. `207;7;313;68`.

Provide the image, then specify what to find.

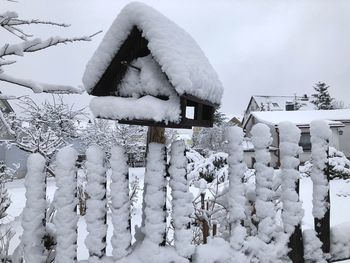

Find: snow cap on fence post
251;123;277;243
279;121;303;234
54;146;79;263
142;143;167;247
169;140;195;258
224;126;247;249
22;153;47;263
110;144;132;260
85;145;107;261
310;120;331;219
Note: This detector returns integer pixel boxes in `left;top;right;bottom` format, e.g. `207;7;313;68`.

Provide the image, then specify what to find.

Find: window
299;133;311;151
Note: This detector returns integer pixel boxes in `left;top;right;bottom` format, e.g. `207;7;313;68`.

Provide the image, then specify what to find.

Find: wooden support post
200;193;209;244
288;178;304;263
314;147;331;262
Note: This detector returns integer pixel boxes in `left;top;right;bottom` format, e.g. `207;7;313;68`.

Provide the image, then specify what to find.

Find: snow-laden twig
22;153;46;263
54;146;78;263
169;140;194;258
279;121;304;234
85;145;107;261
110;145;131;260
225;126;247;250
251;123;277;242
310;120;331;219
0;11;69;40
142;143;167;246
0;73;83;93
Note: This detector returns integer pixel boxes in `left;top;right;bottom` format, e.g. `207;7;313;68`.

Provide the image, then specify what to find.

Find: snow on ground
2;168;350;262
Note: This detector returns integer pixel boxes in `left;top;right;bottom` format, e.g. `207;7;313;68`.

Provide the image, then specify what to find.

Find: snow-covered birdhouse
83;2;223;129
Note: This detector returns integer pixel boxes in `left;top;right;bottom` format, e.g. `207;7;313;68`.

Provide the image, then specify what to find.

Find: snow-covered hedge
301;146;350;180
186;149;228;183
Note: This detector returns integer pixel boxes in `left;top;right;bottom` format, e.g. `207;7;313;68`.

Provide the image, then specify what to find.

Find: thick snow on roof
83;2;223;104
253;95;315;111
251;109;350;126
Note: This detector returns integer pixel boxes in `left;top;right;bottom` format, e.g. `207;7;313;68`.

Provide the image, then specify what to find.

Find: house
0;96;28;178
242;95;315;127
243;109;350;168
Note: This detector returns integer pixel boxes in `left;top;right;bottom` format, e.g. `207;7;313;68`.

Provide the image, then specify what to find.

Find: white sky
1;0;350;118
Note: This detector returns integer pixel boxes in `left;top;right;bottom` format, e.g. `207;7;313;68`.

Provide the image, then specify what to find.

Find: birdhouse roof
82;1;223;105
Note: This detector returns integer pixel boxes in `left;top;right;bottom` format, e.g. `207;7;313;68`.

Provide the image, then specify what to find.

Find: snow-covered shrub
310;120;331;220
279;122;304;234
330;222;350;261
85;145;107;260
53;146;78;263
225;126;247;250
251;123;277;243
169;140;195;258
22;153;47;263
142;143;167;246
186;149;228;183
110;145;131;260
303;229;327;263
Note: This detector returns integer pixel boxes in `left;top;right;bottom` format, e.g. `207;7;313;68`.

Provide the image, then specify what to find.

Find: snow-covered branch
0;5;101;94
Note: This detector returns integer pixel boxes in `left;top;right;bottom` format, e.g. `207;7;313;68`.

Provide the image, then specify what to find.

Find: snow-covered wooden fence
19;121;350;263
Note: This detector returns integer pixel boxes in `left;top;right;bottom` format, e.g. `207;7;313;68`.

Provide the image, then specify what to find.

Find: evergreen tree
311;82;334;110
213;106;227;126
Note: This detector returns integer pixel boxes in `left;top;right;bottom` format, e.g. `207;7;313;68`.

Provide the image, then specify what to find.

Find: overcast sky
1;0;350;118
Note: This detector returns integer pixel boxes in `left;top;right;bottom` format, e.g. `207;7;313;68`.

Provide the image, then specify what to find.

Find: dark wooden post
314;146;331;262
200;193;209;244
288;178;304;263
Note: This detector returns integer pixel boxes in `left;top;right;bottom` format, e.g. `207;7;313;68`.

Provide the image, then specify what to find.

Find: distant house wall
3;144;29;178
338;123;350;158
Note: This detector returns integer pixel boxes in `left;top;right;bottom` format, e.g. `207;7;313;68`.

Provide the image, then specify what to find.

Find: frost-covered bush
186;149;228;183
301;147;350;180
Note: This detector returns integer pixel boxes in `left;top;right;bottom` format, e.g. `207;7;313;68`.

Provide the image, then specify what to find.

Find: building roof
83;2;223;105
252;95;315;111
248;109;350;127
